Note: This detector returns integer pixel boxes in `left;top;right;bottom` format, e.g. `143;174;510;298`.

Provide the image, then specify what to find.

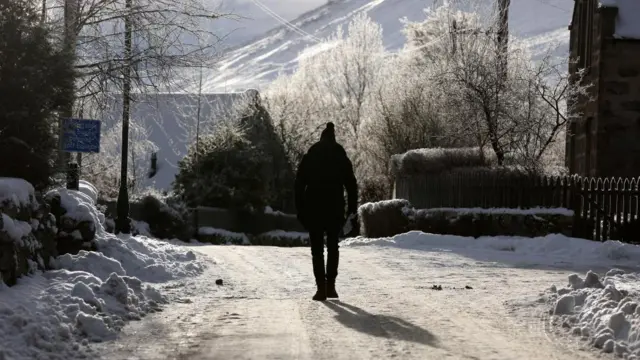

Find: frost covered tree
173;120;270;211
401;1;590;171
265;13;386;177
0;0;74;189
43;0;229;102
79;116;158;198
266;0;587;194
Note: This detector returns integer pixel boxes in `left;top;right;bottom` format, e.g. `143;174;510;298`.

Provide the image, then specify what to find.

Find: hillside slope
200;0;574;92
212;0;327;47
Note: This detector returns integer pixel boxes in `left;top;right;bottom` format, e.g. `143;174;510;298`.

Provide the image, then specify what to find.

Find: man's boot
326;280;338;299
311;245;326;301
326;234;339;299
313;280;327;301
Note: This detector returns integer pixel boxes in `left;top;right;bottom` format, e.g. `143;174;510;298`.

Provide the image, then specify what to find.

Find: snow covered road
94;245;609;360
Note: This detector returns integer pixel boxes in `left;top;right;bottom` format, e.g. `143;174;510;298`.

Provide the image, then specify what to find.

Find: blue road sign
61;118;101;153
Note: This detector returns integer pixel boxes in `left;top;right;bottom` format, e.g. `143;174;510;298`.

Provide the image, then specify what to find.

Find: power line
533;0;570;13
250;0;322;43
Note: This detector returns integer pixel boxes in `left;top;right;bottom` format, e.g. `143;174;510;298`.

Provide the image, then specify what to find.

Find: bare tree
508;54;591;171
403;2;590;171
264;13;386;177
40;0;235;196
44;0;233;110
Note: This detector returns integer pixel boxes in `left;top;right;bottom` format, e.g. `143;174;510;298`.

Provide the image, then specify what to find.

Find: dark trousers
309;225;340;286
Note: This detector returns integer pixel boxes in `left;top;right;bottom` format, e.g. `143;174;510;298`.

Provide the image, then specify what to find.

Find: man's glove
342;213;357;237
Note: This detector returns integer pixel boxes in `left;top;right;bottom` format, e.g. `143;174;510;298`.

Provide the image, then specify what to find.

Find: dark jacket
294;138;358;230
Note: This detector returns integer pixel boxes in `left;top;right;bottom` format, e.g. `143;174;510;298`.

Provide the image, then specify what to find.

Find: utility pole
193;66;203;239
497;0;510;82
115;0;133;234
59;0;79;179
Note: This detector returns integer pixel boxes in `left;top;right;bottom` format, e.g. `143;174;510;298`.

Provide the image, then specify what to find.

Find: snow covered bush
173;92;294;212
358;199;574;239
238;94;296;212
174;120;270;211
390;147;496;178
358;199;413;239
80;118;159;199
198;227;250;245
196;227;310;247
359;176;390;205
411;208;574;238
0;0;74;190
44;188;102;256
136;191;192;241
253;231;309;247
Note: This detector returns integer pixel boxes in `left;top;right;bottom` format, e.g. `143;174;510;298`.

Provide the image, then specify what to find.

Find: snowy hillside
200;0;574;92
212;0;327;47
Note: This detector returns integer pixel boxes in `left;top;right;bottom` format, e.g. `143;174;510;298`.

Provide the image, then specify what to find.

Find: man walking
295;122;358;301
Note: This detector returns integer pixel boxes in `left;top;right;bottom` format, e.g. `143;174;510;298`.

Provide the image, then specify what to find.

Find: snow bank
341;231;640;267
95;234;203;282
78;180;98;204
47;187;104;226
389;147;495;177
2;213;34;244
0;269;165;359
547;269;640;357
0;184;206;358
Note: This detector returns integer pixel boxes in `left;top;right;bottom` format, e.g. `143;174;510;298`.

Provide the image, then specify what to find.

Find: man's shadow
322;300;437;346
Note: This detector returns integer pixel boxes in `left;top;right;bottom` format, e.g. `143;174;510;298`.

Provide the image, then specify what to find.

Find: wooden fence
394;172;640;243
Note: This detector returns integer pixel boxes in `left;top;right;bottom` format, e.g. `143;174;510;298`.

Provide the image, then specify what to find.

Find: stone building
566;0;640;177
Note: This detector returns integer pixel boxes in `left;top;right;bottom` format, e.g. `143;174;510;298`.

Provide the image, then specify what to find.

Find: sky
211;0;328;46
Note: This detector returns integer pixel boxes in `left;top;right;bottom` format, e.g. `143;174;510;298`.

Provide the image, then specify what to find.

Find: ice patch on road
546;269;640;358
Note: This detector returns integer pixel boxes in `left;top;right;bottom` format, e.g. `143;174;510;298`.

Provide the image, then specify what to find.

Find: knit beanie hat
320;122;336;142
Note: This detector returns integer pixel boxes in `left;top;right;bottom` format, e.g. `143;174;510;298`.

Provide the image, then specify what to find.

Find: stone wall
597;36;640;177
0;179;57;286
567;1;606;177
568;4;640;178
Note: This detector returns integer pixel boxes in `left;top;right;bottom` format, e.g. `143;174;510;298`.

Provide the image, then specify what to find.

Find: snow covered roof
598;0;640;39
